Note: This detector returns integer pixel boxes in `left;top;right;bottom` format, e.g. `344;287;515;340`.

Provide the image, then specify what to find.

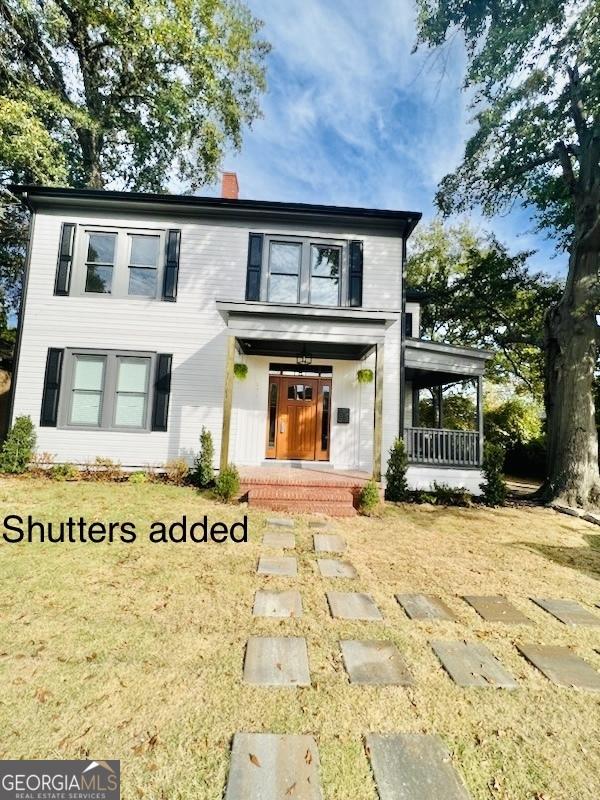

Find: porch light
297;346;312;366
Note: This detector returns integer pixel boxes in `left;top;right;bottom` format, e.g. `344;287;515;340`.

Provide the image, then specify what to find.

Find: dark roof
10;185;422;237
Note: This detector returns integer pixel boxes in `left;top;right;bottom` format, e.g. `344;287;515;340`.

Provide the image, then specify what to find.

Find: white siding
13;206;403;471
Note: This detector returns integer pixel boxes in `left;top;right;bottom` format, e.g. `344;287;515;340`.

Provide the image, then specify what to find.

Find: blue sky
208;0;568;278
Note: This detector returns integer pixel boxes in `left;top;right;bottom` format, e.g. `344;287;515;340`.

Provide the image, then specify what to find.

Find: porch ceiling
405;338;491;387
237;337;371;360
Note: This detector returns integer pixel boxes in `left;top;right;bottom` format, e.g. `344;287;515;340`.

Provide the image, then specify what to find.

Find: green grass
1;478;599;799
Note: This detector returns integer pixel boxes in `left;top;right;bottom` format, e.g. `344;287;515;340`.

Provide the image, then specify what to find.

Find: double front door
266;376;332;461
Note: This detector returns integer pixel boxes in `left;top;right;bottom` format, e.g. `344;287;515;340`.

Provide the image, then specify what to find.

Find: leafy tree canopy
407;220;563;400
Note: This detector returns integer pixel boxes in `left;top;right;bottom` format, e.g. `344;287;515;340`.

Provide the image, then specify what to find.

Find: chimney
221;171;239;200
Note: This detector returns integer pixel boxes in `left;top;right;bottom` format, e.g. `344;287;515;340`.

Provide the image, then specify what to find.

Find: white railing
404;427;481;467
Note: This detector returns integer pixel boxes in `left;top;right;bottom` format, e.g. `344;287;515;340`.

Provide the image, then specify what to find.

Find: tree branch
554;140;578;196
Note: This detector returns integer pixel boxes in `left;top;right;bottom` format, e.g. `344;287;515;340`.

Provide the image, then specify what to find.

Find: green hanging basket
233;363;248;380
356;368;374;384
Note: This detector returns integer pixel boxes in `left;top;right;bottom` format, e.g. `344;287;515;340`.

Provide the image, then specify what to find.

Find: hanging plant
233;363;248;380
356;368;374;384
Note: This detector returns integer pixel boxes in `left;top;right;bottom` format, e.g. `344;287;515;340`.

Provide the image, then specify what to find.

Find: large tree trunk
543;231;600;508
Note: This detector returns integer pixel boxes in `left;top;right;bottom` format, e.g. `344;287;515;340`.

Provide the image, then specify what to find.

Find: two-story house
8;175;490;513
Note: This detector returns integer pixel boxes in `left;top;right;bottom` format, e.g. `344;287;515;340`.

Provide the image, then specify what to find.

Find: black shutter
40;348;64;427
54;223;75;295
348;240;363;307
245;233;263;301
162;230;181;301
152;354;172;431
404;312;413;338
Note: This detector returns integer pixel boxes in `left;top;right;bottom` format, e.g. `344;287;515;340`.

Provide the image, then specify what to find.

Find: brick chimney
221;171;239;200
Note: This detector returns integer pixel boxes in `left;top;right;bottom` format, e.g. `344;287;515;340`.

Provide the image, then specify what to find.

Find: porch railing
404;427;481;467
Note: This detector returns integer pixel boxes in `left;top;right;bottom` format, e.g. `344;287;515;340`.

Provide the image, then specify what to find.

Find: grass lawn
1;478;599;800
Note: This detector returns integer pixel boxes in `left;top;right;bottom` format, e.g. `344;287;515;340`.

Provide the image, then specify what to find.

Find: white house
9;176;490;511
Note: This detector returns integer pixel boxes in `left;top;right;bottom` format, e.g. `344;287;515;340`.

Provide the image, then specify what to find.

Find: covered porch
404;339;491;469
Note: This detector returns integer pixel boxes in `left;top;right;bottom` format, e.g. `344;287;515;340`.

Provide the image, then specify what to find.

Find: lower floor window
63;349;154;430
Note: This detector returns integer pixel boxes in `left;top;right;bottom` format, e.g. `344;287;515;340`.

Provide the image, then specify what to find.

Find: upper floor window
261;236;345;306
310;245;341;305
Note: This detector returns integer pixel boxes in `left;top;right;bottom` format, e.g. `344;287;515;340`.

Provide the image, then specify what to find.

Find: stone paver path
317;558;357;579
314;533;346;553
266;517;295;528
366;733;471;800
257;556;298;577
463;595;531;625
244;637;310;686
531;598;600;626
396;594;456;621
341;640;414;686
253;589;302;619
225;733;322;800
309;520;329;529
518;644;600;691
262;530;295;549
431;640;518;689
327;591;383;621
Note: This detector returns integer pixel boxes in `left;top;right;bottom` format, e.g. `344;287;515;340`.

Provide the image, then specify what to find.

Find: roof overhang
216;300;399;360
11;185;422;238
405;338;492;387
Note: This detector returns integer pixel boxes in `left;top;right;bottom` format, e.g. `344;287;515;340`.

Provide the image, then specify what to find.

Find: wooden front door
266;375;332;461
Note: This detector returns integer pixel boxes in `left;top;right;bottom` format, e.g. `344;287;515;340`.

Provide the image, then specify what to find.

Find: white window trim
70;225;167;300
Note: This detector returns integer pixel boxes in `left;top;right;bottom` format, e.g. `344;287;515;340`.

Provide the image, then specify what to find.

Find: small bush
214;464;240;502
50;463;79;481
29;452;55;477
480;442;508;506
358;480;380;515
128;471;148;484
384;438;409;501
0;416;37;474
164;458;189;486
84;457;123;482
433;481;472;507
191;426;214;488
412;490;436;504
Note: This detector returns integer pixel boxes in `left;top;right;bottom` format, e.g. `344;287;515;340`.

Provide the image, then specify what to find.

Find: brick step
246;485;353;502
249;497;357;517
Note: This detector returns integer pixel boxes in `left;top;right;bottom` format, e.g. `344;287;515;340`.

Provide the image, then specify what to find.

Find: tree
0;0;269;191
407;220;562;401
415;2;600;508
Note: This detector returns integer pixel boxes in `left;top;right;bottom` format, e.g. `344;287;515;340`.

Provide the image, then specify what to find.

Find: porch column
477;374;484;465
373;341;384;481
219;336;236;471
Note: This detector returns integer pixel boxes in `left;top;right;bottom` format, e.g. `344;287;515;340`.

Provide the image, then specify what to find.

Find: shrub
29;452;55;477
504;436;546;479
480;441;508;506
164;458;189;486
214;464;240;502
384;438;409;501
191;426;215;488
84;457;123;482
433;481;472;507
412;490;436;504
50;463;79;481
128;471;148;484
0;416;36;474
358;480;380;514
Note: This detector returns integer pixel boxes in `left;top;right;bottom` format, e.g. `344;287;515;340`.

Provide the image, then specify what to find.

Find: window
85;233;116;293
268;242;302;303
310;245;340;305
61;349;155;431
128;234;160;297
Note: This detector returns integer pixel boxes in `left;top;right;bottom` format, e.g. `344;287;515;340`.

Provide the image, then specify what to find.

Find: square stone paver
327;592;383;621
396;594;457;621
341;640;414;686
266;517;295;528
317;558;357;579
431;640;518;689
463;595;531;625
243;637;310;686
314;533;346;553
257;556;297;577
308;519;329;528
262;530;296;549
531;598;600;626
253;590;303;619
225;733;322;800
366;733;471;800
518;644;600;691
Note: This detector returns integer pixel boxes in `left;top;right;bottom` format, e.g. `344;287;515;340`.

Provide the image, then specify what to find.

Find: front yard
0;478;599;799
